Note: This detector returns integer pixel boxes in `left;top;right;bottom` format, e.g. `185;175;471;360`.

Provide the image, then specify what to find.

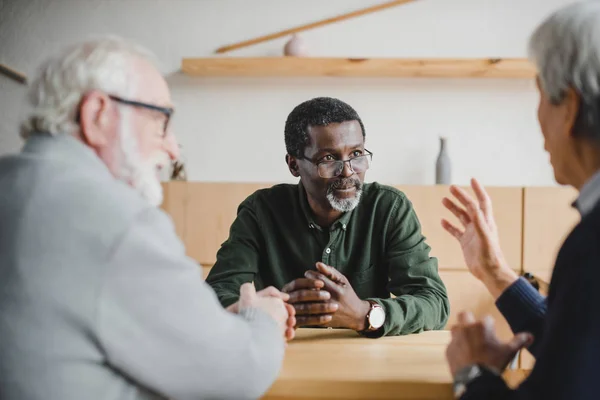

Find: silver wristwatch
364;301;386;331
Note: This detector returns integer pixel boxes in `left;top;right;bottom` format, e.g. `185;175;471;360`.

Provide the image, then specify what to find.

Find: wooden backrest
162;182;522;335
520;186;579;368
162;182;523;270
398;185;522;271
522;186;579;283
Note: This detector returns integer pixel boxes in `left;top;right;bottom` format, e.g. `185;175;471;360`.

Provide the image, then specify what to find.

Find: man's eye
352;150;363;157
323;155;334;161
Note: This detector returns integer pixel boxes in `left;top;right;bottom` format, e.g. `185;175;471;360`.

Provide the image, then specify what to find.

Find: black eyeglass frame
298;149;374;178
108;95;174;138
74;94;174;138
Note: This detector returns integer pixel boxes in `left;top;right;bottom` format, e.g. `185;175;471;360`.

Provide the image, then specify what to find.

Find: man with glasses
0;38;294;400
207;97;449;337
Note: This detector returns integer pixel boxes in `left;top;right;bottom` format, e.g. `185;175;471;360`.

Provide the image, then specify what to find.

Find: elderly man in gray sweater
0;37;294;400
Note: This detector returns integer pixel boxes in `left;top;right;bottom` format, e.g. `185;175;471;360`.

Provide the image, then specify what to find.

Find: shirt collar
573;169;600;217
298;181;354;231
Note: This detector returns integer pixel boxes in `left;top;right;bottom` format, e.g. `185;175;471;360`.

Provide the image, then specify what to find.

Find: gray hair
528;2;600;139
20;36;157;139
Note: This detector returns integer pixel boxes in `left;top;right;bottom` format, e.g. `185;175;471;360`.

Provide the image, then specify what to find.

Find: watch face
369;306;386;329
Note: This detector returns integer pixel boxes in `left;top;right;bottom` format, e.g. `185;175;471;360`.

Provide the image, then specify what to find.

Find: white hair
20;36;157;139
528;2;600;104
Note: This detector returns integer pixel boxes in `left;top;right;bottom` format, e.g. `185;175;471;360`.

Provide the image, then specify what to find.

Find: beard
326;177;363;212
117;111;169;207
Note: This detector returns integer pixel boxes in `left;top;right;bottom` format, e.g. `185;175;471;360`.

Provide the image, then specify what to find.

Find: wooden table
264;329;529;400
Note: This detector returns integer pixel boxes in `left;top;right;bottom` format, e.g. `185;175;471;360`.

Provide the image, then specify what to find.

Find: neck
570;141;600;190
306;195;342;228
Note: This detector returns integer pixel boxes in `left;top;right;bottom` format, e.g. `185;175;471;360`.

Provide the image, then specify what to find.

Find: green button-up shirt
206;182;449;336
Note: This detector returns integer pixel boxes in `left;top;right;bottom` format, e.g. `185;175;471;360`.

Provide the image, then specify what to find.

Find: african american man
206;97;449;337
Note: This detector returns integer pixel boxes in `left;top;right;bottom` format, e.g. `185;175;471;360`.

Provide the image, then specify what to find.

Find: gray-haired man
0;37;294;400
442;3;600;399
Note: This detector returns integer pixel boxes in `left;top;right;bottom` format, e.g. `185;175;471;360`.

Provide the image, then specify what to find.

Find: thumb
506;332;534;353
316;262;344;283
316;262;331;274
240;282;257;299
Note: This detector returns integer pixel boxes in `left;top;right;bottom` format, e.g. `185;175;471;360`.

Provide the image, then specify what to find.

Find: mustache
327;178;362;193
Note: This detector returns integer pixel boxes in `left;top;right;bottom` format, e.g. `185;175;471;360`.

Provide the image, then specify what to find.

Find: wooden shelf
181;57;536;78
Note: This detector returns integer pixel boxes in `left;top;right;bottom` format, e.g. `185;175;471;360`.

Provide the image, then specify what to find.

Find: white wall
0;0;573;186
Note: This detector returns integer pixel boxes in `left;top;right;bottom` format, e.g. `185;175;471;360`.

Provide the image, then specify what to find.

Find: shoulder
1;144;175;260
41;163;159;248
561;207;600;256
360;182;412;213
553;206;600;286
240;183;299;208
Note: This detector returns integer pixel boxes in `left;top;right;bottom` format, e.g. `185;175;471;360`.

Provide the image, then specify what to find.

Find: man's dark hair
284;97;366;158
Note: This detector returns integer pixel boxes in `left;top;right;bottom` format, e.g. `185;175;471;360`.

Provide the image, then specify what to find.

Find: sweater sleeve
462;227;600;400
495;277;547;357
96;207;285;400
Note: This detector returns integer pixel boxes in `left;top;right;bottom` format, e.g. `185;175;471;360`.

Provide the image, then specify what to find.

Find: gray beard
326;187;363;212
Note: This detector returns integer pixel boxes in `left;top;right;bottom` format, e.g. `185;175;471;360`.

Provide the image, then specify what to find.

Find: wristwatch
452;364;483;398
364;301;386;331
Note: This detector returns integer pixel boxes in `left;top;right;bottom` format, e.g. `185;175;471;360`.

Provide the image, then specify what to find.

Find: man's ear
78;90;112;148
286;154;301;177
562;86;581;139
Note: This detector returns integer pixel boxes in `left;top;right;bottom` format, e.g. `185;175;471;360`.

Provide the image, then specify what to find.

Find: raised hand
441;178;518;298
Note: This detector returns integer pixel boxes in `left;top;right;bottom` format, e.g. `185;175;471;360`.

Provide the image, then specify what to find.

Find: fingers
296;314;333;326
471;178;493;217
282;278;325;293
304;270;342;295
258;286;290;302
482;315;495;330
285;303;296;340
449;185;480;214
287;289;331;303
442;197;471;227
450;185;489;236
315;262;346;284
293;301;339;315
239;282;256;299
441;218;464;240
507;332;534;353
285;327;296;341
285;302;296;318
457;311;476;325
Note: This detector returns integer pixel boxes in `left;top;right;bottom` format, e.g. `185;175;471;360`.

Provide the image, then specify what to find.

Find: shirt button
309;224;314;229
342;224;347;230
325;248;331;254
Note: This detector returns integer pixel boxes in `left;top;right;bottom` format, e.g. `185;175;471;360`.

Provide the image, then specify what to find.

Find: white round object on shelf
283;34;308;56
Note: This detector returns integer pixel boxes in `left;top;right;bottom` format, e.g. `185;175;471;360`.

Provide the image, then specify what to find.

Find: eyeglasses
300;149;373;178
108;95;174;138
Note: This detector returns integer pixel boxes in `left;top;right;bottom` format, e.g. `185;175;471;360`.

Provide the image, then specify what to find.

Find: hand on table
228;284;296;340
282;275;338;327
441;178;518;298
303;262;371;332
446;311;533;377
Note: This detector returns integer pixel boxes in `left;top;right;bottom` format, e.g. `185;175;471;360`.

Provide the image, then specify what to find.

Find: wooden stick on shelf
215;0;417;54
0;63;27;85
